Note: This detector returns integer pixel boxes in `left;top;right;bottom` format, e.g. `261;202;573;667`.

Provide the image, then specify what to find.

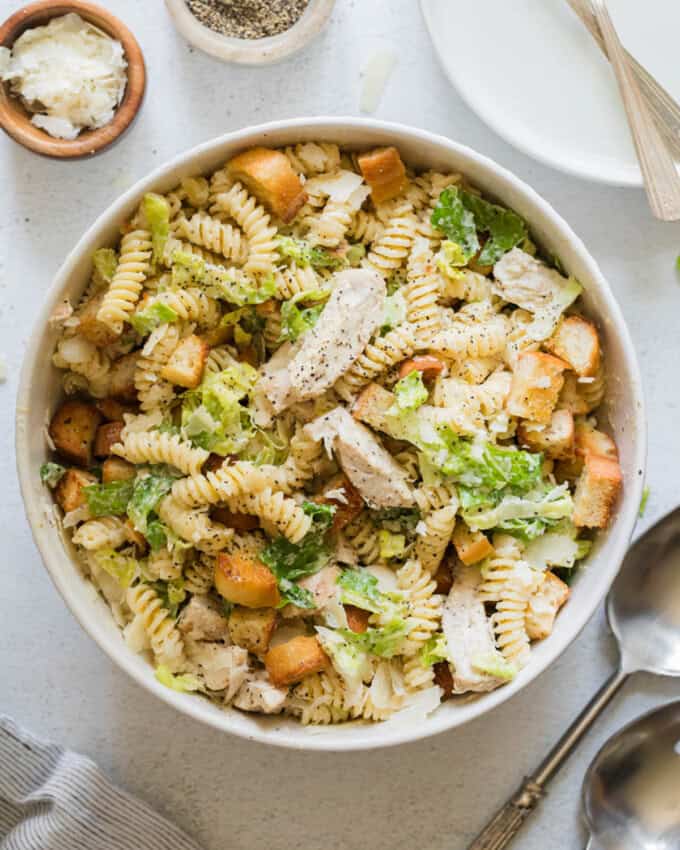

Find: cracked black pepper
187;0;311;40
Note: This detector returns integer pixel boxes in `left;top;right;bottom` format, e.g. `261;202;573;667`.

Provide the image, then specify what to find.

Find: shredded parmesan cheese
0;13;127;140
360;48;397;114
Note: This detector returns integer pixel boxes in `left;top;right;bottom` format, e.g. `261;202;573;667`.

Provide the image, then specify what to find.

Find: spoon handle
467;667;628;850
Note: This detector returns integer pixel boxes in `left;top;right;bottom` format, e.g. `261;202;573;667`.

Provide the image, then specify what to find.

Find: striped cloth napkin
0;717;204;850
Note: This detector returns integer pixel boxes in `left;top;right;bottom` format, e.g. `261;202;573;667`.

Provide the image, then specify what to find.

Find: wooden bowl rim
0;0;146;158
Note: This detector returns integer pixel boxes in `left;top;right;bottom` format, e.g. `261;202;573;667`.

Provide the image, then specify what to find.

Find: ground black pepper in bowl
186;0;311;39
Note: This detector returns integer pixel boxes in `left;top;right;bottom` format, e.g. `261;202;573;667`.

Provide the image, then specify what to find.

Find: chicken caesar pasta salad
42;141;623;724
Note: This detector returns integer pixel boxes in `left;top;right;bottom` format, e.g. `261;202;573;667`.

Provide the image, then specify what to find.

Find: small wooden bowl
0;0;146;158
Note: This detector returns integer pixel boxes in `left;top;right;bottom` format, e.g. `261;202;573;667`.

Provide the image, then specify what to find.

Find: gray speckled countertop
1;1;678;848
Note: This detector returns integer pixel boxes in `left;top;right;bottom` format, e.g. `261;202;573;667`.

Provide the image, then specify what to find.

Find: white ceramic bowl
16;117;646;751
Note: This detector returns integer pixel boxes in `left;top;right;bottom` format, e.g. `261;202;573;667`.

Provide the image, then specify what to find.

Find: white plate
420;0;680;186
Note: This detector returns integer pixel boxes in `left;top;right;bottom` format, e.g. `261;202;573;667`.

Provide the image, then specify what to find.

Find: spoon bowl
608;505;680;676
583;701;680;850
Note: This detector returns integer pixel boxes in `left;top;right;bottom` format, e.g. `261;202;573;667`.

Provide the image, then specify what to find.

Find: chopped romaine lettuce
260;502;335;608
145;518;169;551
93;548;137;588
276;236;346;270
378;529;406;560
143;193;170;265
279;288;330;343
380;290;407;334
472;652;516;681
84;480;134;516
151;578;186;618
420;633;449;667
40;462;66;488
436;240;468;280
337;568;404;617
130;301;178;336
181;363;257;455
171;250;275;305
524;525;583;571
128;473;175;536
391;370;428;414
431;187;479;261
339;620;409;658
315;625;372;691
431;187;528;266
155;665;201;692
462;483;574;534
346;243;366;267
92;248;118;284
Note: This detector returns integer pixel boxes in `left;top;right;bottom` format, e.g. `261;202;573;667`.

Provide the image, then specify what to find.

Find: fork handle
591;0;680;220
467;667;628;850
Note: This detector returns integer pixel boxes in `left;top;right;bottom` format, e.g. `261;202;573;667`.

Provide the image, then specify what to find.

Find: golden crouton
558;372;591;415
451;523;494;565
214;553;280;608
228;606;277;657
573;453;623;528
506;351;569;424
54;468;98;513
78;291;120;347
102;457;136;483
94;421;125;458
227;147;307;223
357;146;408;203
545;316;600;377
575;421;618;460
160;334;209;389
49;400;102;466
352;382;395;433
109;352;139;402
264;636;329;687
526;572;570;640
555;422;618;483
517;409;575;460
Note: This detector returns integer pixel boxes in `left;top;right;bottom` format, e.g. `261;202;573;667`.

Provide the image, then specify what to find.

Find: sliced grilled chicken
289;268;386;402
442;564;508;694
306;407;414;509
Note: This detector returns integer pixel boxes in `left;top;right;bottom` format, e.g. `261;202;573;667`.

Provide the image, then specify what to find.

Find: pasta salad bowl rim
16;117;646;751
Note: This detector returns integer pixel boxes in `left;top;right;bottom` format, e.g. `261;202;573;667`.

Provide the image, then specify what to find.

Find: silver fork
587;0;680;220
566;0;680;160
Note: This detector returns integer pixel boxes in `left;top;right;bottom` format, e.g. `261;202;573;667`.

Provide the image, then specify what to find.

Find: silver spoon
468;506;680;850
583;700;680;850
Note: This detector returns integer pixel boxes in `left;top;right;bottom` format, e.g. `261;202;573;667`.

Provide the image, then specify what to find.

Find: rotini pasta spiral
126;584;185;671
72;517;128;550
335;323;417;401
176;212;248;264
363;206;417;276
350;209;384;244
273;264;322;300
430;314;509;360
342;513;382;564
151;287;220;329
170;461;269;508
282;142;341;176
214;182;278;276
158;495;233;552
133;322;181;412
52;336;111;398
396;559;443;655
414;504;458;574
113;431;209;476
404;236;444;346
97;230;152;335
